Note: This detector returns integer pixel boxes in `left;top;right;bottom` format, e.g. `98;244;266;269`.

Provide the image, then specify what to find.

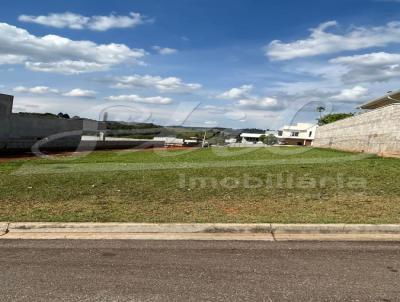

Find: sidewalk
2;222;400;241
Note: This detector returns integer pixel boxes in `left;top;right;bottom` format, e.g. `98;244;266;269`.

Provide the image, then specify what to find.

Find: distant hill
104;121;266;144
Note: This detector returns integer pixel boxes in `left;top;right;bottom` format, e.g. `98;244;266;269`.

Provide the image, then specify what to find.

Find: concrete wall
3;115;84;151
313;104;400;156
0;93;105;152
0;93;181;153
0;94;13;116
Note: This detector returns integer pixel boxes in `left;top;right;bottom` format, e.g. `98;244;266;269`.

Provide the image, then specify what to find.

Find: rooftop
280;123;316;131
240;133;265;138
360;90;400;110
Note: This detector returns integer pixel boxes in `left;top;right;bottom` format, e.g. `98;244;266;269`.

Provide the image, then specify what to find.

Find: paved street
0;240;399;301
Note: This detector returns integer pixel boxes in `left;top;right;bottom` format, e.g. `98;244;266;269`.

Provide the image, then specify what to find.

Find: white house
240;133;265;144
225;138;237;144
239;130;278;144
276;123;317;146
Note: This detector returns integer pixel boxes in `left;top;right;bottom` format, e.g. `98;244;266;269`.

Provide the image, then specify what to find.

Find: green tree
259;134;278;145
316;106;326;120
57;112;70;119
266;134;278;145
259;135;267;144
319;113;354;125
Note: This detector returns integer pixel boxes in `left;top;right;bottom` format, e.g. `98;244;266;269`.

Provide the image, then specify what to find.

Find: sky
1;0;400;129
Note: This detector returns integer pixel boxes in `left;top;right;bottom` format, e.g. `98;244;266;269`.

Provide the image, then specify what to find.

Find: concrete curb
7;223;400;233
271;224;400;234
6;223;273;233
2;223;400;241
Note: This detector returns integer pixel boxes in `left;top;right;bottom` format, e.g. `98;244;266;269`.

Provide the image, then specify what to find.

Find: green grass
1;147;400;223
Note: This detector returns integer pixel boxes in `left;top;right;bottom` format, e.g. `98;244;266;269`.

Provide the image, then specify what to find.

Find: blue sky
1;0;400;129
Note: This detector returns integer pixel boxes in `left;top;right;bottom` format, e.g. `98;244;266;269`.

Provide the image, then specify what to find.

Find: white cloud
89;12;150;31
13;86;59;94
266;21;400;60
217;85;253;99
0;54;27;65
201;105;228;114
330;52;400;83
331;51;400;66
152;46;178;55
330;86;368;101
12;96;95;117
63;88;96;98
19;12;89;29
19;12;150;31
25;61;109;74
107;74;202;93
237;97;282;110
13;86;97;98
0;22;146;74
105;94;173;105
215;85;284;111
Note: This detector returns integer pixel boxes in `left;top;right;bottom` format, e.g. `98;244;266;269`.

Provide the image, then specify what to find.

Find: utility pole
316;106;326;124
201;131;207;148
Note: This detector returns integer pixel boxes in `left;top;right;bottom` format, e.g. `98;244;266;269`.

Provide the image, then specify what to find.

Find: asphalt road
0;240;400;302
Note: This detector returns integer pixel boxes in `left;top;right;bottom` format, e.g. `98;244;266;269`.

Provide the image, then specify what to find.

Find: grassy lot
1;147;400;223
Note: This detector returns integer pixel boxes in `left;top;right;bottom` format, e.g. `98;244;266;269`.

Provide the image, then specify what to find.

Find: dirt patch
0;153;38;163
379;152;400;158
124;146;199;152
0;146;199;163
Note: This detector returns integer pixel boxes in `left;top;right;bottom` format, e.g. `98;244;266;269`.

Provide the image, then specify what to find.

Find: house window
278;131;283;136
290;131;299;137
309;131;312;137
